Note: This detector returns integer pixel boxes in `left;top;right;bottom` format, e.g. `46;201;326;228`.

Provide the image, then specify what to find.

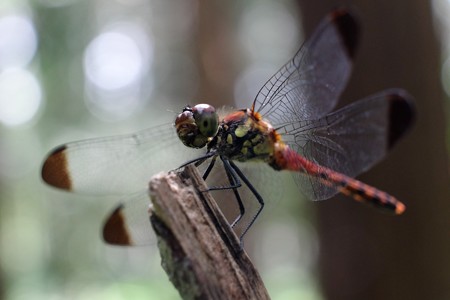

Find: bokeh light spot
239;2;300;61
0;68;42;127
84;31;144;91
0;15;38;69
83;24;154;121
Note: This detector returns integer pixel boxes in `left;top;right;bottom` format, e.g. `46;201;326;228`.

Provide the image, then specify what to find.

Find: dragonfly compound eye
192;104;219;138
175;106;210;148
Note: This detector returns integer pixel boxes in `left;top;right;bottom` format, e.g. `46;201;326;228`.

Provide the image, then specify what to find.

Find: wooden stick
148;165;270;300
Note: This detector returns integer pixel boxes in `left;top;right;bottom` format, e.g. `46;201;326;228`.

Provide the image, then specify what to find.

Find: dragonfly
41;9;414;246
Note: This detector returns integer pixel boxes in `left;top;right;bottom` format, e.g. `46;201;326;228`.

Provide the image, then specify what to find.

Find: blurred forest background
1;0;449;299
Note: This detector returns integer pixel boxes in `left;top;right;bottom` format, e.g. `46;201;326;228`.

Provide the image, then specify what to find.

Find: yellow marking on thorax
235;125;250;137
226;134;233;144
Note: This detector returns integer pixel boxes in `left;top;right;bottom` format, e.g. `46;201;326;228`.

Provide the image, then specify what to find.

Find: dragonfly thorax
208;109;278;163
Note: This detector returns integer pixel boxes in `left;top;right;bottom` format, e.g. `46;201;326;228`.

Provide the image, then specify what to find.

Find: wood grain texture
149;165;270;300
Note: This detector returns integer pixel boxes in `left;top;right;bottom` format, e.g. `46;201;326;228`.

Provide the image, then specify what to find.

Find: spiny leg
201;156;216;180
177;151;216;169
194;156;246;245
228;160;265;244
204;157;242;191
199;157;246;234
187;154;245;227
221;157;245;228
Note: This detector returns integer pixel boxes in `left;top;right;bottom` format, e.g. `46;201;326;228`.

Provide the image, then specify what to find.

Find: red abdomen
272;145;406;215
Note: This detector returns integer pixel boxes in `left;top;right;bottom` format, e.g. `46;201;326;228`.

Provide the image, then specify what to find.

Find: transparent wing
276;89;414;200
102;160;289;246
42;123;201;196
102;190;155;246
252;9;358;124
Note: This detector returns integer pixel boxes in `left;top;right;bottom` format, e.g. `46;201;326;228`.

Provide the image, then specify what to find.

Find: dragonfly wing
283;89;414;200
103;161;287;245
252;9;358;124
102;190;155;246
42;123;200;196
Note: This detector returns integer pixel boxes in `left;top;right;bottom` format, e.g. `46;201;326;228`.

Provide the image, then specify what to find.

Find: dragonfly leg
221;158;245;228
228;160;264;244
204;158;242;191
177;151;217;169
201;156;217;180
184;154;246;232
198;157;246;233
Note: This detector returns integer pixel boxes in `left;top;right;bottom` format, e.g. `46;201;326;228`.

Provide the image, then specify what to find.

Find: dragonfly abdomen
329;173;405;215
272;144;406;215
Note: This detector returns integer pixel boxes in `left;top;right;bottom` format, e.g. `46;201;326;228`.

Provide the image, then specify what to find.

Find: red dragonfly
42;9;414;246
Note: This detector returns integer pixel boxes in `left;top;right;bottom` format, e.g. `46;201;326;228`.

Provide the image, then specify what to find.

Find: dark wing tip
103;204;133;246
387;89;416;148
41;145;72;190
329;8;359;59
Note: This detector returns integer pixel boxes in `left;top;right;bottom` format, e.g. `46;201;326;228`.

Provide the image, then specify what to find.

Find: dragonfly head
175;104;219;148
